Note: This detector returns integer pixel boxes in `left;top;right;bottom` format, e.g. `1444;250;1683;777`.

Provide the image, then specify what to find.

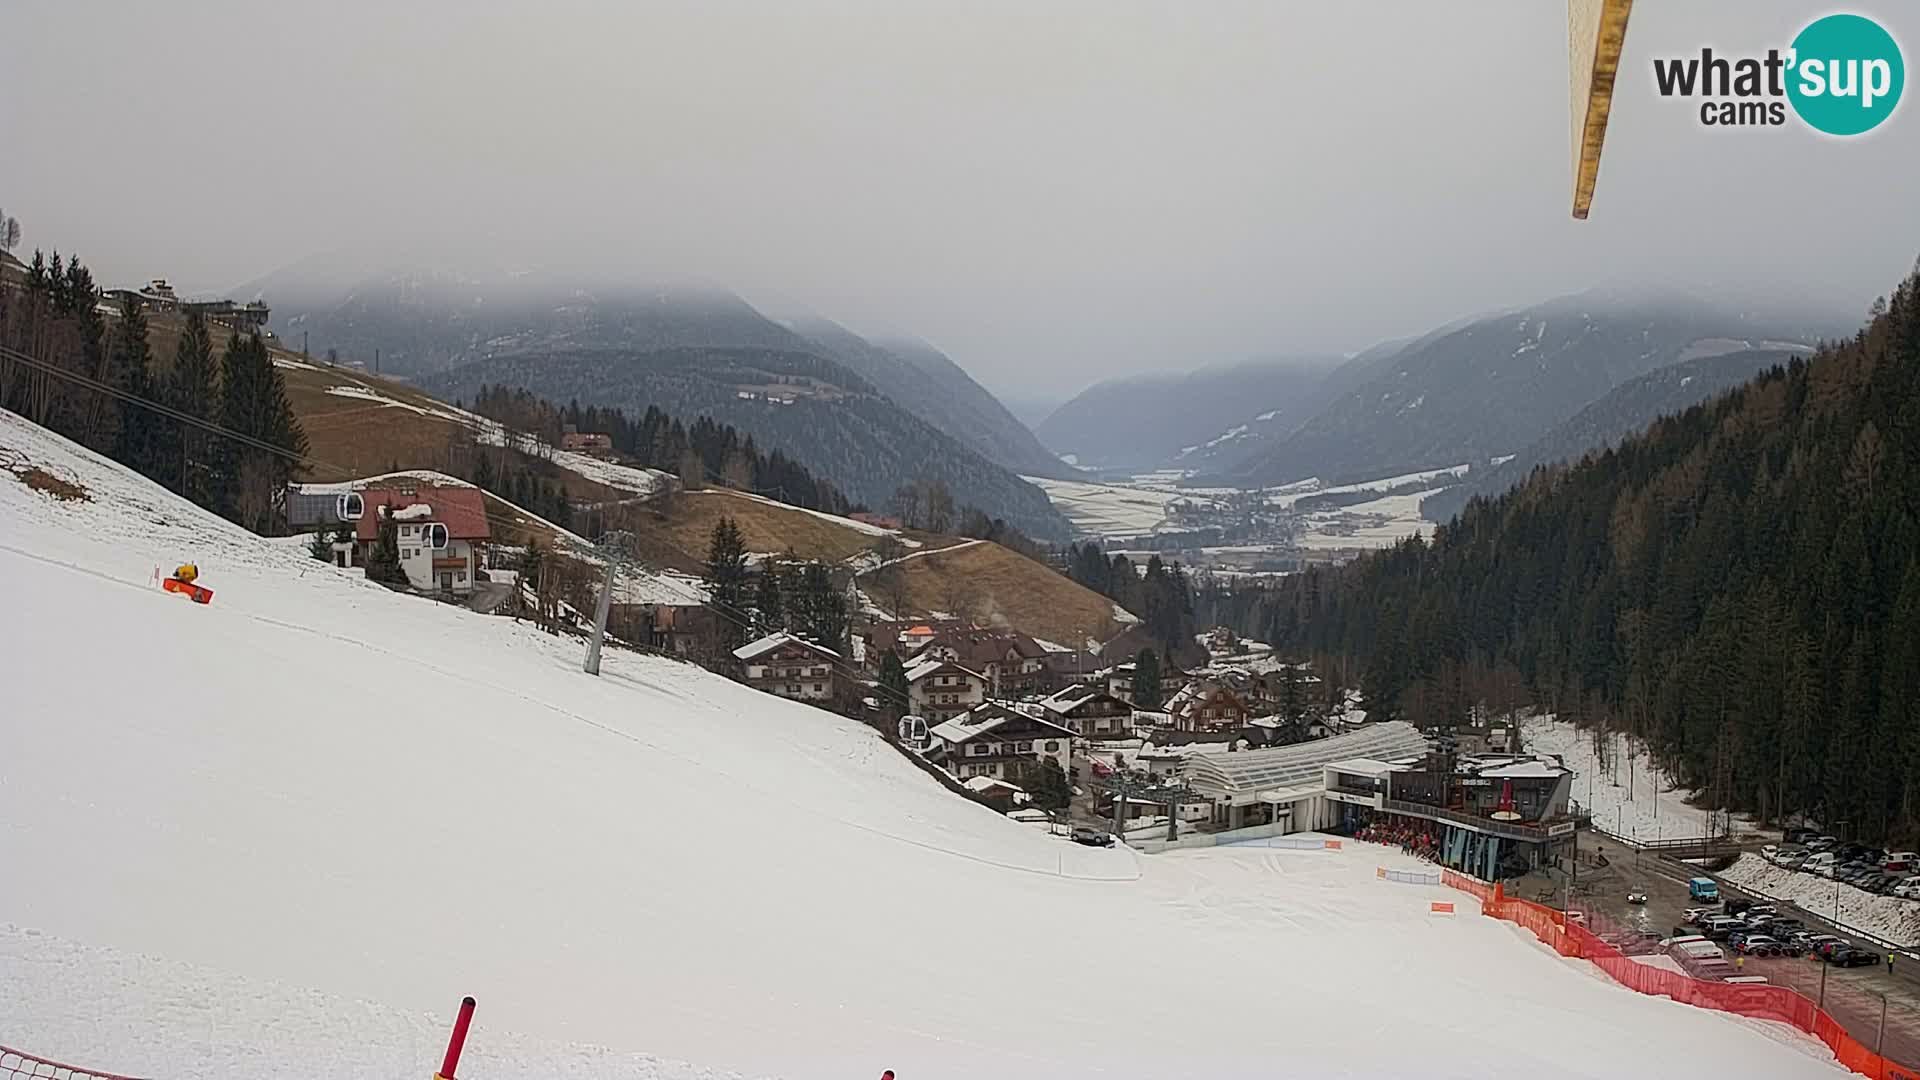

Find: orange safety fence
1441;873;1920;1080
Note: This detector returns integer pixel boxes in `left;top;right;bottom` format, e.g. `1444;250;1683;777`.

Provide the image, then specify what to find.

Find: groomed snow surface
0;410;1844;1079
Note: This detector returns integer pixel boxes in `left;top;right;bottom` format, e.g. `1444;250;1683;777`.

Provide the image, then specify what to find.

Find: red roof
354;485;490;543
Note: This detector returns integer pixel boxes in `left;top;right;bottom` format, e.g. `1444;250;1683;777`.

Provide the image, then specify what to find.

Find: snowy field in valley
1520;715;1761;844
1720;855;1920;948
1291;487;1442;550
0;410;1845;1079
1028;467;1455;551
1021;475;1187;537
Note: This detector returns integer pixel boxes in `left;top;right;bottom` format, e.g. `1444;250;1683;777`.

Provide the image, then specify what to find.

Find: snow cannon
161;563;214;604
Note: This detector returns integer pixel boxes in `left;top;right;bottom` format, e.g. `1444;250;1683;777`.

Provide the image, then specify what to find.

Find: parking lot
1572;843;1920;1066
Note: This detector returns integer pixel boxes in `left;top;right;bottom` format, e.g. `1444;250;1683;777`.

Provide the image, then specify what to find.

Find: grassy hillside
869;539;1129;646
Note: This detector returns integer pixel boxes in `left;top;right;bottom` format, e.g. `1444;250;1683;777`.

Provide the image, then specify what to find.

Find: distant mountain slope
249;264;1069;537
1220;292;1836;488
1420;346;1806;522
423;347;1070;539
255;266;800;379
788;319;1071;479
1035;356;1339;473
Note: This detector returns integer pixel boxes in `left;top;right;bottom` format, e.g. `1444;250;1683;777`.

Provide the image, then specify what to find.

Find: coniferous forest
0;250;308;532
467;383;851;514
1250;262;1920;842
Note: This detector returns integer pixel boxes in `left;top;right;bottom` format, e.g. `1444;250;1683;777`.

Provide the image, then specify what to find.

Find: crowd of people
1353;818;1440;862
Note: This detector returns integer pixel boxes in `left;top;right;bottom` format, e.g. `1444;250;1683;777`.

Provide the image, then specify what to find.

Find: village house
1164;679;1254;735
1107;661;1137;704
353;484;490;594
905;657;989;724
1042;647;1104;687
961;774;1030;813
912;628;1053;697
559;425;614;455
860;618;966;673
927;702;1075;783
1026;684;1134;739
733;632;842;703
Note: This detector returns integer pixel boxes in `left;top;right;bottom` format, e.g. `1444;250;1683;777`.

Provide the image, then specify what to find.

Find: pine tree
1017;757;1073;812
879;649;910;720
164;311;218;503
703;516;750;648
211;333;307;531
107;295;155;476
753;566;785;635
1133;648;1164;710
364;510;408;587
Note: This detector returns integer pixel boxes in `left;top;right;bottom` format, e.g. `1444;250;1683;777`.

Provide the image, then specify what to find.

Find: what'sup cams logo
1653;13;1904;134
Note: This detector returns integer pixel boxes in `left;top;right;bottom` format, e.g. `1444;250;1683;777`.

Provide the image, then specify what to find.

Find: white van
1805;852;1838;876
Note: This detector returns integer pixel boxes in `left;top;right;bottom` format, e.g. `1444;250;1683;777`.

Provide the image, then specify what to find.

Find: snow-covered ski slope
0;411;1841;1079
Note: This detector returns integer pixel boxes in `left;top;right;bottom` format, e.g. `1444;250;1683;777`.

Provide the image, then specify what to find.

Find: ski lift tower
583;529;641;676
1095;772;1207;843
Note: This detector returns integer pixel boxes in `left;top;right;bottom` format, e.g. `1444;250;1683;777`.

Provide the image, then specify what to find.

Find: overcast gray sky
5;1;1915;401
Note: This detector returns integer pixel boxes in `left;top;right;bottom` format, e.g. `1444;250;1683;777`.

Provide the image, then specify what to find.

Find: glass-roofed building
1179;721;1431;832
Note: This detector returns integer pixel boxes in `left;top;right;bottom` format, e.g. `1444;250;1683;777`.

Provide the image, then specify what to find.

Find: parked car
1815;939;1856;959
1777;851;1810;870
1797;934;1842;954
1704;918;1744;942
1829;947;1884;968
1725;898;1754;916
1685;906;1718;924
1761;844;1780;862
1786;827;1820;844
1737;936;1785;956
1808;836;1839;852
1806;852;1838;876
1070;826;1114;847
1882;851;1918;872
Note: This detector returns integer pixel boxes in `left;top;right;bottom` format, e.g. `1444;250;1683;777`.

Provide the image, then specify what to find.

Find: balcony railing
1381;798;1559;843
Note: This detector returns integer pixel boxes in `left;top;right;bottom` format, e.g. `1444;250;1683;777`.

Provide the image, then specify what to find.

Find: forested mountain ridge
425;347;1071;539
1218;292;1834;488
1253;268;1920;842
1035;356;1339;473
787;318;1071;479
1420;346;1807;522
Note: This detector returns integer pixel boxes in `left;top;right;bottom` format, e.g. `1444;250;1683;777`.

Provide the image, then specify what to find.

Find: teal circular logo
1787;14;1904;135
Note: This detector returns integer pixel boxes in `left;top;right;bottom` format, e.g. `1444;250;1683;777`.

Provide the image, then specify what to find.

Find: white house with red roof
353;483;491;594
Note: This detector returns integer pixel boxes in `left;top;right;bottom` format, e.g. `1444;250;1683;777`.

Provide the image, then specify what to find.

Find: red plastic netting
1440;875;1920;1080
2;1045;147;1080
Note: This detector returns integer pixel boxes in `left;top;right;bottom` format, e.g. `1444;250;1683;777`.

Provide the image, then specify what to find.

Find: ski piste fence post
1437;870;1920;1080
436;995;477;1080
